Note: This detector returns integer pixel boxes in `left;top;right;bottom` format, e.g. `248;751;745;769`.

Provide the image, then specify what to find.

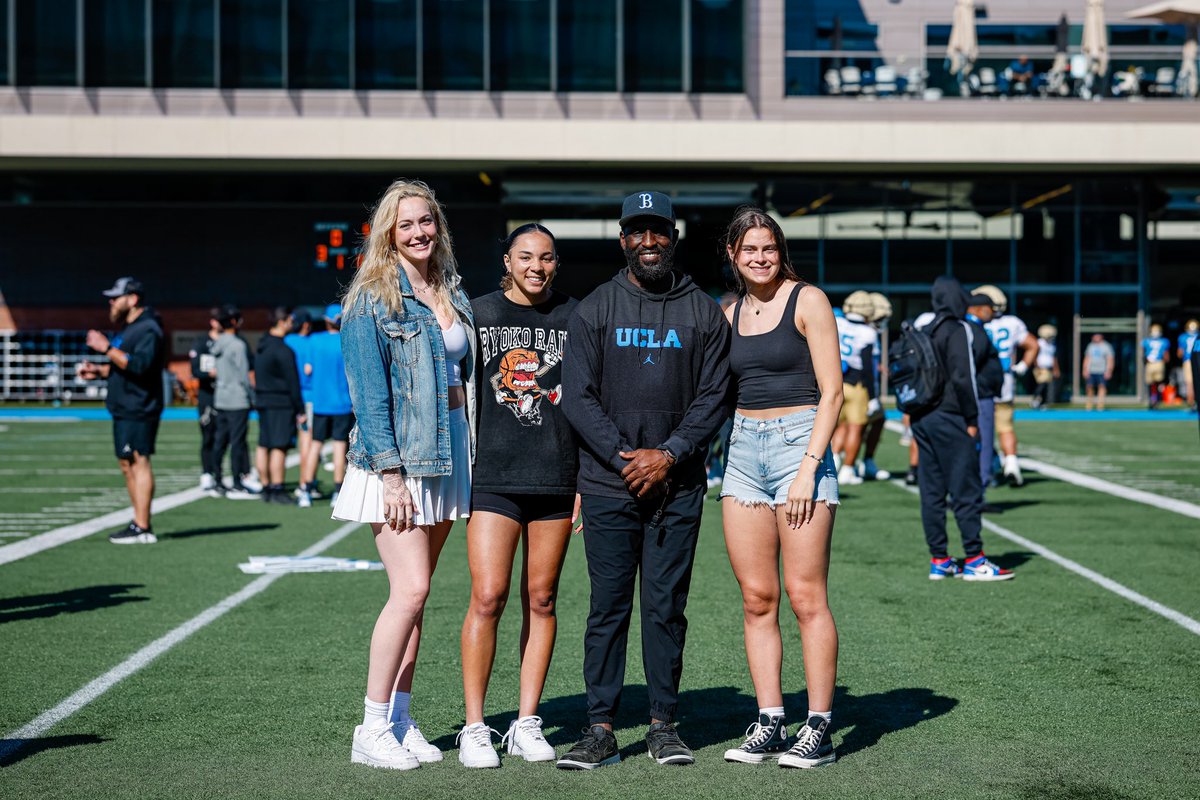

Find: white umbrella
946;0;978;78
1082;0;1110;77
1127;2;1200;96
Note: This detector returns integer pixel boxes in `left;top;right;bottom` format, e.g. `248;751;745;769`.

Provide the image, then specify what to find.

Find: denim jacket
343;267;477;476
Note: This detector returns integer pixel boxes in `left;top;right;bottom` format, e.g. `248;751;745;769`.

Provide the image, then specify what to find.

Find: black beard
625;242;675;284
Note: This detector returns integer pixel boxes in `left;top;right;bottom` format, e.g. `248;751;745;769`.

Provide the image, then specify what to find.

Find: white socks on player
363;697;389;728
760;706;785;719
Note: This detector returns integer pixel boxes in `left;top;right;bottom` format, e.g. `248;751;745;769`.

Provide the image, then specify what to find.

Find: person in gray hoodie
209;304;259;498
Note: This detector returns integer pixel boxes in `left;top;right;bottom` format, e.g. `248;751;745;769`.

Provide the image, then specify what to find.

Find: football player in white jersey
831;291;880;486
856;292;892;481
973;285;1037;487
1031;324;1060;410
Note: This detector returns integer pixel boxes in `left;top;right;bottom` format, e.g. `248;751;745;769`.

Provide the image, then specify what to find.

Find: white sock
807;709;832;724
759;706;785;719
389;691;412;727
363;697;389;728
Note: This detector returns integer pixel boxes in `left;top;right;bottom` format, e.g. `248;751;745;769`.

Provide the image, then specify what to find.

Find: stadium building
1;0;1198;400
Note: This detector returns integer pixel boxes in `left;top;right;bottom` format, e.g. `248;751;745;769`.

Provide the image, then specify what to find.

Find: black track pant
198;393;218;475
913;408;984;559
580;487;704;726
213;408;250;483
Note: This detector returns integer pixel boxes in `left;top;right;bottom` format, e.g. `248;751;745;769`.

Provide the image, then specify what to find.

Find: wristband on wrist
658;448;676;466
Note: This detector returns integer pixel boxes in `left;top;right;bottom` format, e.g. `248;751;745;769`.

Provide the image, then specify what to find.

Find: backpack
889;319;946;415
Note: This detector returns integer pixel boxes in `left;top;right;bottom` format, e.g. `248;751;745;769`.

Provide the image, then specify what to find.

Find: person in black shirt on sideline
557;192;731;770
254;307;305;505
457;223;580;768
189;307;221;494
78;277;165;544
914;277;1014;582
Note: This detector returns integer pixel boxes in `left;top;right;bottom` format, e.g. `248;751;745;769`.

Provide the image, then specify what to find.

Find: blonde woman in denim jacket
334;179;477;771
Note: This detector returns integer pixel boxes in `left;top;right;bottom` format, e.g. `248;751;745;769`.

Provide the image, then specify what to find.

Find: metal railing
0;331;108;402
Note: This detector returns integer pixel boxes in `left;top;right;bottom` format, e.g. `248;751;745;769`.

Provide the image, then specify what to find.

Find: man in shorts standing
973;285;1037;487
1141;324;1171;410
78;277;165;544
305;303;353;505
558;191;731;769
1083;333;1115;411
255;308;305;504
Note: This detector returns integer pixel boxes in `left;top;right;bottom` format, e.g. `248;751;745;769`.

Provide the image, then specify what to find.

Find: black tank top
729;282;820;409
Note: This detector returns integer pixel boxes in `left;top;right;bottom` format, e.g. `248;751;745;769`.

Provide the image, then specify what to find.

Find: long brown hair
343;179;461;316
722;206;800;295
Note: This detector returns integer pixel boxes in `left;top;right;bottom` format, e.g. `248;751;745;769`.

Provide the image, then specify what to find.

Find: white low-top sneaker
351;722;420;771
456;722;501;768
502;715;556;762
396;720;443;763
837;465;863;486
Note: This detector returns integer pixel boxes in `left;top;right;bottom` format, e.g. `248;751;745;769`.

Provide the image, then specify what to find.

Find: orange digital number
336;254;345;270
330;228;343;247
316;244;328;263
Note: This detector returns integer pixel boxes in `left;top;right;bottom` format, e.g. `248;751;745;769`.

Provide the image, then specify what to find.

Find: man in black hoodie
254;307;305;504
914;277;1013;582
78;277;165;544
558;191;731;769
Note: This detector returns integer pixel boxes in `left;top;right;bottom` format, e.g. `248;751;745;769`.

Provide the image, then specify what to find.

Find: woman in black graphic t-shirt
457;223;579;767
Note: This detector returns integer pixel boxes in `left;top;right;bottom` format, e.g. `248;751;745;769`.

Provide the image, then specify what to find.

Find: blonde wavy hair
344;178;461;317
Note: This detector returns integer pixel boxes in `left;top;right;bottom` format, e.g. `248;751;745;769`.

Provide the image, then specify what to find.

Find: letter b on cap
640;193;653;209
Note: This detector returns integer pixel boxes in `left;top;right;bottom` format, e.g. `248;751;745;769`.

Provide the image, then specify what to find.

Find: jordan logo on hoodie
615;328;682;349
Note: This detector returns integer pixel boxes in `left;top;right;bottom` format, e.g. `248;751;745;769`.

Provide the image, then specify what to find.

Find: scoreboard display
314;222;370;269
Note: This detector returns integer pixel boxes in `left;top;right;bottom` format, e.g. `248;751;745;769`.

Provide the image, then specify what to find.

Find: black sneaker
904;468;919;486
778;715;835;769
724;713;789;763
645;722;694;765
556;725;620;770
108;523;157;545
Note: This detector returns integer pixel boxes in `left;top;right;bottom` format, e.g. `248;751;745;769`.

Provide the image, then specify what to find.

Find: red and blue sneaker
962;554;1015;582
928;557;961;581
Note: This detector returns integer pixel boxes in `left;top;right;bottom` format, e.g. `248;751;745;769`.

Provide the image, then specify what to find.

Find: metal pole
1072;313;1081;403
1136;308;1145;405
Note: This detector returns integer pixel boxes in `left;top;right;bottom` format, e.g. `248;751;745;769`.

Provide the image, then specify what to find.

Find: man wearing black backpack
900;277;1014;582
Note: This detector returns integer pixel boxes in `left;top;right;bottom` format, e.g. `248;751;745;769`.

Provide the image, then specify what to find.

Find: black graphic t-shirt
471;289;580;495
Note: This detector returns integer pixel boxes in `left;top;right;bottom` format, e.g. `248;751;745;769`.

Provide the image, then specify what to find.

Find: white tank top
442;319;468;387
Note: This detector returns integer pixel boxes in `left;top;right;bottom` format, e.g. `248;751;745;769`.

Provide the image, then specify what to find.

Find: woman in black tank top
717;207;846;767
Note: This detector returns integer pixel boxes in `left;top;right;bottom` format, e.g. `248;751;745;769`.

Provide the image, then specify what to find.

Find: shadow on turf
434;684;957;761
0;734;107;767
989;551;1036;571
0;584;147;624
166;523;280;540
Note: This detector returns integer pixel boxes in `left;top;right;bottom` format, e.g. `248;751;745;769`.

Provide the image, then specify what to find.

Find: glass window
691;0;742;93
355;0;418;90
15;0;78;86
557;0;617;91
491;0;551;91
153;0;216;87
0;1;9;85
84;0;146;87
220;0;284;89
424;0;484;90
288;0;350;89
624;0;683;92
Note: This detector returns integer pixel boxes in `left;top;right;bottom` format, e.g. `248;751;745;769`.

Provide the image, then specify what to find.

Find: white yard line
0;521;362;762
889;481;1200;637
883;420;1200;519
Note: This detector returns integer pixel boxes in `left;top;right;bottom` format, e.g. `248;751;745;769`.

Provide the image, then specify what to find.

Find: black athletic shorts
312;412;354;442
112;417;160;460
471;491;574;525
257;407;297;450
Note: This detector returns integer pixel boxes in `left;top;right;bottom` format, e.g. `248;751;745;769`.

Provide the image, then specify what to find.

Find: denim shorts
719;408;839;507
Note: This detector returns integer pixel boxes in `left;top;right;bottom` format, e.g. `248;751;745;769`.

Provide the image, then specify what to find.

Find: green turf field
1;418;1199;800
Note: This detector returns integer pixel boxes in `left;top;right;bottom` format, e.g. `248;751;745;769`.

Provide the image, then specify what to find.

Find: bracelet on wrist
659;448;676;466
803;452;823;465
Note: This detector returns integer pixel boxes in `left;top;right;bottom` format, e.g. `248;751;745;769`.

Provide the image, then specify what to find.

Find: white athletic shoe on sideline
837;465;863;486
860;459;891;481
297;490;312;508
239;473;263;493
457;722;501;768
199;473;216;491
396;720;443;763
1002;455;1024;487
502;715;556;762
351;722;420;771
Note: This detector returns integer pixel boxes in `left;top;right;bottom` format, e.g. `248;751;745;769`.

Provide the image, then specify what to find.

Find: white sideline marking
0;448;325;567
883;420;1200;520
889;481;1200;637
0;521;363;761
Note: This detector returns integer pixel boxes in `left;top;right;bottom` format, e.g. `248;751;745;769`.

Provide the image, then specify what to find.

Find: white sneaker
351;722;420;771
297;490;312;508
898;427;913;447
502;715;556;762
239;473;263;492
1002;455;1024;487
396;720;443;763
456;722;500;768
199;473;216;491
837;464;863;486
861;459;891;481
223;486;260;500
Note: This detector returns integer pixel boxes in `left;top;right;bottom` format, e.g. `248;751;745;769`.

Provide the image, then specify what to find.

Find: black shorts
471;491;574;525
257;407;297;450
312;412;354;442
1087;374;1108;390
112;417;160;460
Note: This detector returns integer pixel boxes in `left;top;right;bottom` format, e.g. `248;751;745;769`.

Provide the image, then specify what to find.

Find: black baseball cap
218;303;242;325
102;277;144;298
620;191;675;228
968;293;993;306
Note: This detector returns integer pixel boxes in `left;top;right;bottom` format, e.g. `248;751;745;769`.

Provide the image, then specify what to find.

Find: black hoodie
562;268;731;498
255;333;304;415
922;276;984;427
105;307;165;420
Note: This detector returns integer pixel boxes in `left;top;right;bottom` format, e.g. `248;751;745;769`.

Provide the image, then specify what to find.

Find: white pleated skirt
331;406;471;526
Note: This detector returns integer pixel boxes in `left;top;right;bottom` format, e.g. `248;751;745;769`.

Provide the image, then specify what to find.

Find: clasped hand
619;448;671;500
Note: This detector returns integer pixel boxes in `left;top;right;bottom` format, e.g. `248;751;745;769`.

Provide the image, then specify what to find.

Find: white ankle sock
389;691;412;727
808;709;832;723
759;706;785;719
363;697;390;728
